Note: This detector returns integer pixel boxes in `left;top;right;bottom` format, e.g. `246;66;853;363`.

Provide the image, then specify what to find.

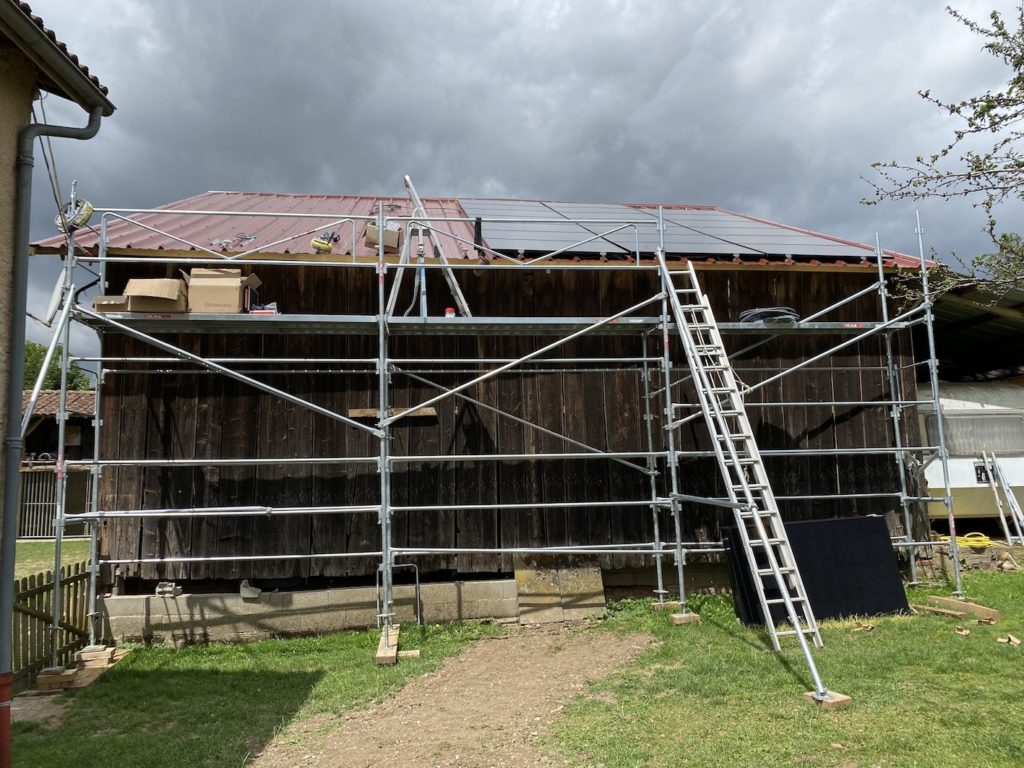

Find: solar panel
459;199;626;254
459;199;874;259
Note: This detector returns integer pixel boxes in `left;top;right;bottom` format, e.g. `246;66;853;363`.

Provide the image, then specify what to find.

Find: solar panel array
458;199;872;259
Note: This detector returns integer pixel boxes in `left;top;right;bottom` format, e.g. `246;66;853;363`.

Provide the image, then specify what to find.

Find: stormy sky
21;0;1024;364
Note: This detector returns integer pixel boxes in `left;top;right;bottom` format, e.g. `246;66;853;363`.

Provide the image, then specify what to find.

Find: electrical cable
939;532;994;549
739;307;801;323
32;99;68;239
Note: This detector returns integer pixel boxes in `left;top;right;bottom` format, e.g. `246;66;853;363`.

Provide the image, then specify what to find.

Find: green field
14;539;91;580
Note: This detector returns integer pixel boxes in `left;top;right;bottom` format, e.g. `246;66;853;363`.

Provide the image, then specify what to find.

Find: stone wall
100;579;519;645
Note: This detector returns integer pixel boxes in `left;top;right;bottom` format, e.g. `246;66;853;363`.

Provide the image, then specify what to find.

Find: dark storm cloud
22;0;1023;356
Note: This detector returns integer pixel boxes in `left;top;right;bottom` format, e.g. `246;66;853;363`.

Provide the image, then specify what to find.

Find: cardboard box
93;295;128;313
365;223;402;254
184;268;262;314
118;278;188;313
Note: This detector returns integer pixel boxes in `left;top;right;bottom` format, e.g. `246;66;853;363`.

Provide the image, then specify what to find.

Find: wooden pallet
36;646;129;693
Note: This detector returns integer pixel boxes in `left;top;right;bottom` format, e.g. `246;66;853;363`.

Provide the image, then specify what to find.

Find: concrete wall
0;42;37;517
100;579;519;645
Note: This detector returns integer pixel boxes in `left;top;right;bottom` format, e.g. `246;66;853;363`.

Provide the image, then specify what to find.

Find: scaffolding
28;195;962;673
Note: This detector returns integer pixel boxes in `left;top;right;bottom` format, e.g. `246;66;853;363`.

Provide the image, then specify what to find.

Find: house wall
95;262;923;583
0;42;38;515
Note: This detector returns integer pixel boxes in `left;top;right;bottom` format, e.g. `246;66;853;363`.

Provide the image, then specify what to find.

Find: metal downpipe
0;107;104;762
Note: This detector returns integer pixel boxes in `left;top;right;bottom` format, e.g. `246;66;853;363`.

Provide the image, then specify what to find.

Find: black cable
739;307;801;323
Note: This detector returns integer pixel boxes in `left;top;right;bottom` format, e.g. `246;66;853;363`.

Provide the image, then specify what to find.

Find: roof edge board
0;2;114;114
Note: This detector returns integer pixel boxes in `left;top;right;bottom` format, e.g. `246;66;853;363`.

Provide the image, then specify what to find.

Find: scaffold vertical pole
874;236;918;584
916;212;962;597
85;361;104;645
641;331;666;601
655;209;686;603
50;228;75;668
377;204;395;641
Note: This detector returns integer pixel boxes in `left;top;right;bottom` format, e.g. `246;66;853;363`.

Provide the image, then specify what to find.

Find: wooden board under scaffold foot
376;624;400;666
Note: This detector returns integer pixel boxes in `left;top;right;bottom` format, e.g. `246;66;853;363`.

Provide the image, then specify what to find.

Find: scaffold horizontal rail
74;504;382;521
102;551;384;565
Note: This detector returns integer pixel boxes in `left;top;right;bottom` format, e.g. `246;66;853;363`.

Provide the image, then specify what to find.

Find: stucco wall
0;42;38;516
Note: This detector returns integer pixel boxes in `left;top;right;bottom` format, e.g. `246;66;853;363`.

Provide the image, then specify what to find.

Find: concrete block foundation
100;579;519;645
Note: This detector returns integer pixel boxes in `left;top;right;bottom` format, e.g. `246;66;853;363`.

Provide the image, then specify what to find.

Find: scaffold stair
656;251;830;698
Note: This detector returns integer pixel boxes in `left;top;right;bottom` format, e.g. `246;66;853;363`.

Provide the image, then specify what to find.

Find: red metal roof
34;190;475;260
33;190;920;267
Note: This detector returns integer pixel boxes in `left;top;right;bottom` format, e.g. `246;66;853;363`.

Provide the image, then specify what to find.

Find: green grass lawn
12;621;500;768
11;572;1022;768
14;539;91;580
549;571;1024;768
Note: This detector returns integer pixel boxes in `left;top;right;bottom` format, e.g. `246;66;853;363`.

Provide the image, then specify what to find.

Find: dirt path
254;626;654;768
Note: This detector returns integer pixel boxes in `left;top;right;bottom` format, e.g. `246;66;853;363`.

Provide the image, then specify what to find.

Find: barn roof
22;389;95;418
32;190;918;268
932;285;1024;380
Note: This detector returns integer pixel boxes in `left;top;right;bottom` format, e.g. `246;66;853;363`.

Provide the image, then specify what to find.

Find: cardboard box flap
93;295;128;310
188;268;262;290
123;278;186;300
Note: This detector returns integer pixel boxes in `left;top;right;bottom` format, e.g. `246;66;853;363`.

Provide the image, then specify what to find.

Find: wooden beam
348;407;437;419
375;624;400;666
909;603;967;619
927;596;1000;621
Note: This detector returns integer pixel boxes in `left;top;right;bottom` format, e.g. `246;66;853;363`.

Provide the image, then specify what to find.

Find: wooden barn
35;192;931;592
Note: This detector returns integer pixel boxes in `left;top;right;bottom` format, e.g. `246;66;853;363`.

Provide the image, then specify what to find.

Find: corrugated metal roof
935;382;1024;412
35;191;476;260
22;390;95;418
932;286;1024;379
33;190;917;267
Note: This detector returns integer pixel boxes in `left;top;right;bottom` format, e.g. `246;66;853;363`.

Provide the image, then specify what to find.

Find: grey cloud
22;0;1024;359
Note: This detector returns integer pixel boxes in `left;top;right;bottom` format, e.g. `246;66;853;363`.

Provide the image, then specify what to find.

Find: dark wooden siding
96;261;923;581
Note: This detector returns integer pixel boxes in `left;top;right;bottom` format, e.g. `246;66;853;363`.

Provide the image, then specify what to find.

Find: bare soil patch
11;692;67;728
254;625;654;768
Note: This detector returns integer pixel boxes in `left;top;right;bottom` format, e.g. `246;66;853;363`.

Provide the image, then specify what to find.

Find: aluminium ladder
656;251;830;698
983;452;1024;546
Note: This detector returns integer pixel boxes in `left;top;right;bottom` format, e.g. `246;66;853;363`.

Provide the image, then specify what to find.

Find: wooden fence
11;561;91;690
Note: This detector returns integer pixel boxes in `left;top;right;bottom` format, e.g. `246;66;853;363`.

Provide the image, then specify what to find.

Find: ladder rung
758;566;795;576
748;537;785;546
764;595;808;605
775;628;817;637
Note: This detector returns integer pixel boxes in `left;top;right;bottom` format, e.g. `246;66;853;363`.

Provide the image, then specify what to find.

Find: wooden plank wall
97;260;923;581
